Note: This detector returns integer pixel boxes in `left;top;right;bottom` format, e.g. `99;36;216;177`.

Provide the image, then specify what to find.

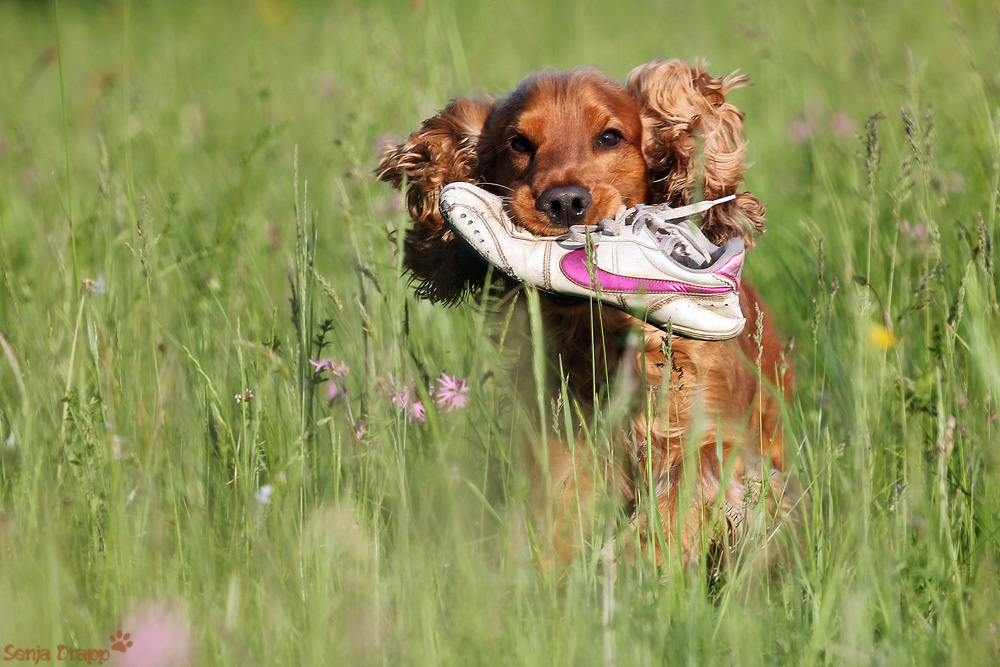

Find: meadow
1;0;999;664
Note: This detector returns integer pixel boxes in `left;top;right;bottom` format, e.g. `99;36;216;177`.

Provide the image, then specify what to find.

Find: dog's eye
595;129;624;149
509;135;534;154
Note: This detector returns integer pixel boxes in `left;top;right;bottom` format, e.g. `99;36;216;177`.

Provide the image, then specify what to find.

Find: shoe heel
713;250;744;289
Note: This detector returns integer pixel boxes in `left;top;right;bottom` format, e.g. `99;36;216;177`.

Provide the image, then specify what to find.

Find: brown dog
379;60;794;568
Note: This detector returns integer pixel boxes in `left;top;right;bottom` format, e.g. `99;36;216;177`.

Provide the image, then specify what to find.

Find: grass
1;0;999;664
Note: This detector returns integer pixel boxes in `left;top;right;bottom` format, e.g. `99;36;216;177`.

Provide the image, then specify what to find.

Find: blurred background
1;1;999;664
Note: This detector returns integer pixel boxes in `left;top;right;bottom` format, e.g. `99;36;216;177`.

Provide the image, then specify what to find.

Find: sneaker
439;182;746;340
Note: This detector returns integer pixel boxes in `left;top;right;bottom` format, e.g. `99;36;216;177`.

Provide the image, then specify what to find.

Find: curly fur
377;97;497;302
378;60;795;569
626;59;767;246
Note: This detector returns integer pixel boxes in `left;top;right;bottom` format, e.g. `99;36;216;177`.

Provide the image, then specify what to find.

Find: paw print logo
109;630;133;653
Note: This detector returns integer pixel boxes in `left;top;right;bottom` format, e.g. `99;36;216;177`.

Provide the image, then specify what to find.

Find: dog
378;59;794;569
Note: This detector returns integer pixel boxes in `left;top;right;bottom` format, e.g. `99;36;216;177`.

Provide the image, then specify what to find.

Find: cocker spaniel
378;59;794;570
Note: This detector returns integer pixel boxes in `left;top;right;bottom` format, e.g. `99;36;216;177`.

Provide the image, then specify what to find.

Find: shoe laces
564;195;736;269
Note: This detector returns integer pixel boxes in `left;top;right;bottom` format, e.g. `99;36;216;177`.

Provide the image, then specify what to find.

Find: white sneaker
439;182;746;340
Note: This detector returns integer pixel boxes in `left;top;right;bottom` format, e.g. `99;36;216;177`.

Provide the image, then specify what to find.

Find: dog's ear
378;97;496;228
377;96;498;303
626;59;765;246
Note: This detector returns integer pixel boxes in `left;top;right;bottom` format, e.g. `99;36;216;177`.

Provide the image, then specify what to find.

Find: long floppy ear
626;59;766;247
377;97;497;303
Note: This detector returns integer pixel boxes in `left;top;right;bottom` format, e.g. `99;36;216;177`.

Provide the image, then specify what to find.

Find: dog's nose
536;186;592;226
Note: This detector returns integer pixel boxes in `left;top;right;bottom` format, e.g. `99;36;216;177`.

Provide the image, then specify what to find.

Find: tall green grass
1;0;999;663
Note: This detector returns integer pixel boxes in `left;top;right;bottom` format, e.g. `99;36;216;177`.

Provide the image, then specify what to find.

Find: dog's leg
528;437;623;571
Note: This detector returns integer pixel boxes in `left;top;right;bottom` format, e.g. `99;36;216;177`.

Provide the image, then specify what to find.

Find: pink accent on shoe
560;249;733;295
714;251;744;289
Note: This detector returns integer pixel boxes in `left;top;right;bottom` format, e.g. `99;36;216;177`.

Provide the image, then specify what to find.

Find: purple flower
407;400;427;424
788;118;813;144
830;110;854;138
389;374;410;409
310;358;348;402
310;358;349;376
309;358;332;373
432;372;469;412
389;374;427;424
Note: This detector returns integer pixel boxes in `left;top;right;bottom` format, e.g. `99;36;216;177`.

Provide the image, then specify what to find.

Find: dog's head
378;59;765;303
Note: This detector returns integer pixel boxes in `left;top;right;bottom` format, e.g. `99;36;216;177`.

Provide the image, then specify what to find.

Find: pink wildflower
830;110;854;138
788;118;812;144
117;603;195;667
407;400;427;424
432;372;469;412
310;357;349;376
389;374;410;409
310;358;348;402
389;374;426;424
309;358;332;373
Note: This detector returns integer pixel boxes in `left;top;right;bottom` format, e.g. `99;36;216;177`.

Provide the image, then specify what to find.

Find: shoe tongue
648;221;714;269
668;238;712;268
